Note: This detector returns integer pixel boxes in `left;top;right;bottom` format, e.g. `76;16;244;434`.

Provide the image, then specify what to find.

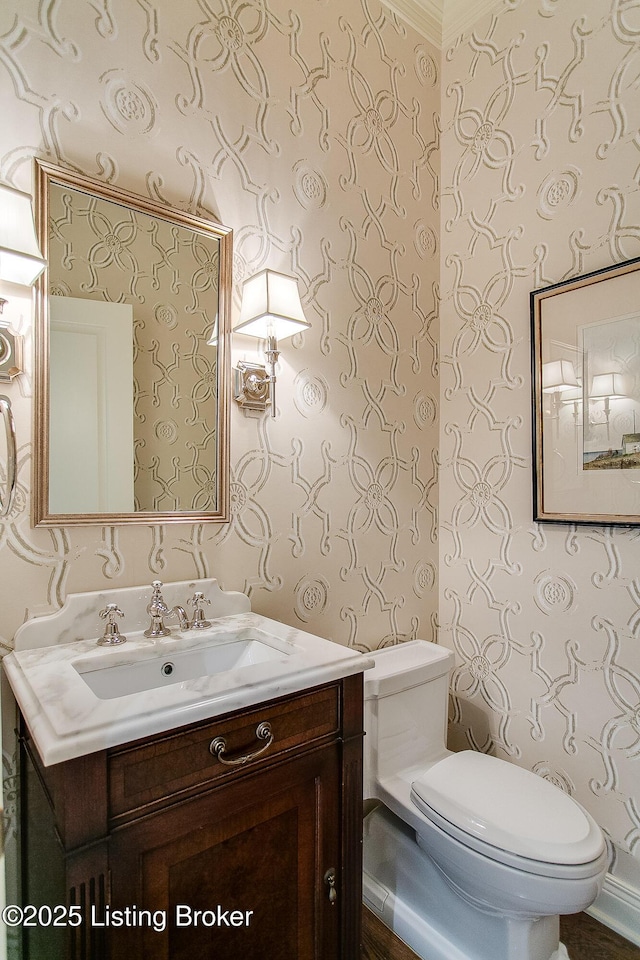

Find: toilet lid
411;751;604;864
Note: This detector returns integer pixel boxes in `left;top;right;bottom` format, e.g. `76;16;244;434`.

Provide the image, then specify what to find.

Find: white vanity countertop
4;611;372;767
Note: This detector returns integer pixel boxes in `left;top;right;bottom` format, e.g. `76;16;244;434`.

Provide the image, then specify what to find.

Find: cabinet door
108;744;341;960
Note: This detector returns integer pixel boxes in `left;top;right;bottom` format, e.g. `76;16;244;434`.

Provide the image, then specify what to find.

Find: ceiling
381;0;503;47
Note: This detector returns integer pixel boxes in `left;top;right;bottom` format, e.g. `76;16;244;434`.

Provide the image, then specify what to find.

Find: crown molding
443;0;503;45
380;0;504;48
382;0;443;47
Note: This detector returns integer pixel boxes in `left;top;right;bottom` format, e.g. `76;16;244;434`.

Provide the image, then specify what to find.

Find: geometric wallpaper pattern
439;0;640;895
0;0;439;650
0;0;638;916
0;0;440;918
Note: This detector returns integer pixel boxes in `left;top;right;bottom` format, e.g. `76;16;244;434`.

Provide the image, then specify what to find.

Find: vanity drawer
108;683;340;822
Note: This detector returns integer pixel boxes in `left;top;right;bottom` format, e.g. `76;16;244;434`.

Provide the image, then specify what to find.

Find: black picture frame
531;256;640;525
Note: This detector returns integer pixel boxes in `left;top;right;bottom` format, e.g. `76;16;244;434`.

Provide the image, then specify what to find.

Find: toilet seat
410;751;606;877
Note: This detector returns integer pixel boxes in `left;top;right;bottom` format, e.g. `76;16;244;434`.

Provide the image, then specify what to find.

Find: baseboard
587;872;640;947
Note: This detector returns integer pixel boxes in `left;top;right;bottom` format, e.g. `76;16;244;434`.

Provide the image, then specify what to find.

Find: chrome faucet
144;581;212;637
144;581;189;637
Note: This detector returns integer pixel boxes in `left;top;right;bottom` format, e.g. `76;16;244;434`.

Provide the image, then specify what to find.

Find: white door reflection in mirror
49;296;134;514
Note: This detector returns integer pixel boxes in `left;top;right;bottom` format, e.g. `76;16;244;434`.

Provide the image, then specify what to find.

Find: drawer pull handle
209;722;274;766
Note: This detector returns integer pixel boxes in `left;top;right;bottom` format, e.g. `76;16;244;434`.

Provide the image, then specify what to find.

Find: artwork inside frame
530;256;640;525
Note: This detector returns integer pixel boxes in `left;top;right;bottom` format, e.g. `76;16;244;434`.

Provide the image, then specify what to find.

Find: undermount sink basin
73;636;289;700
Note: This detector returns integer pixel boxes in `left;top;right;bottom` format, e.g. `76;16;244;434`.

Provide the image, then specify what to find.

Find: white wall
0;0;439;937
0;0;439;645
439;0;640;933
2;0;638;943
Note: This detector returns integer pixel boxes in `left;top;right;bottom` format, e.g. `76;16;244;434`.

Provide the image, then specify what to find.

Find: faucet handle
189;591;212;629
149;580;165;603
148;580;171;614
145;581;172;637
98;603;127;646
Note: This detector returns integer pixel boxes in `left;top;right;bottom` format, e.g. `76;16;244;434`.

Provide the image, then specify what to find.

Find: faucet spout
143;582;212;637
171;605;189;631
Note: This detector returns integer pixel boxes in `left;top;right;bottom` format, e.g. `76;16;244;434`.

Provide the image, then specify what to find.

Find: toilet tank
363;641;454;798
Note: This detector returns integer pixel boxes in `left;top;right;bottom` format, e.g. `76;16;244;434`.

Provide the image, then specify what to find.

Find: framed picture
531;256;640;525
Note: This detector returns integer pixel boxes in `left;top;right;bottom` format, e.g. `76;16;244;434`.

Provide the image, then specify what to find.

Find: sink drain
161;661;175;677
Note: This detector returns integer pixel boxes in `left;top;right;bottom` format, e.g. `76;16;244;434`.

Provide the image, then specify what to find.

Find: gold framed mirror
33;160;232;526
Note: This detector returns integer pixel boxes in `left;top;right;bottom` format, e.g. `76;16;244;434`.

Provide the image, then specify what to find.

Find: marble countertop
5;607;372;767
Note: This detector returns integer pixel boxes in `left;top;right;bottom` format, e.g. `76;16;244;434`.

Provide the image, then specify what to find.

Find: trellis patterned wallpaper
0;0;440;909
0;0;439;642
439;0;640;903
1;0;639;929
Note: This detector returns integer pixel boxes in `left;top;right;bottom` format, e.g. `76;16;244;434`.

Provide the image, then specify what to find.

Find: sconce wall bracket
233;360;271;413
0;321;24;382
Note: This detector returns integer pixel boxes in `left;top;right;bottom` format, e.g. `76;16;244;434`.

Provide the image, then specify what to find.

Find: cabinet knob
324;868;337;905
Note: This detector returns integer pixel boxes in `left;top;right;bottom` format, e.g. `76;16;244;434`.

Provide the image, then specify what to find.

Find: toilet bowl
363;641;608;960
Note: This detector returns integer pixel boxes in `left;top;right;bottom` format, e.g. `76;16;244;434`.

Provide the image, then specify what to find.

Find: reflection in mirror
531;257;640;524
33;160;232;525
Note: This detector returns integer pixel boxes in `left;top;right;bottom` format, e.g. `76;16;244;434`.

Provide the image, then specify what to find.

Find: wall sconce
589;372;625;431
233;269;310;416
542;359;579;420
561;386;583;426
542;359;579;393
0;182;47;382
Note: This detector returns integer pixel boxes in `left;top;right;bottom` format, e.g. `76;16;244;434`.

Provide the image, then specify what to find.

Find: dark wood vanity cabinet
20;675;364;960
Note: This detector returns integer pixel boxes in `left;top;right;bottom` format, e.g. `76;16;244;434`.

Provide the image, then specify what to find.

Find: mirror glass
33;160;232;525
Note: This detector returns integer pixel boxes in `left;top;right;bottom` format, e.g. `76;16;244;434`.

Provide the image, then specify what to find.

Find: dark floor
362;906;419;960
361;905;640;960
560;912;640;960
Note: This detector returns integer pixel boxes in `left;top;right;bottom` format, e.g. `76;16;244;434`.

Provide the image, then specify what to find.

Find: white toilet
362;640;609;960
